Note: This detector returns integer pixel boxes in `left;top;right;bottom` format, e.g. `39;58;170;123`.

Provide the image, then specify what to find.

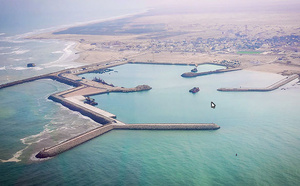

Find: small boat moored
189;87;200;93
191;68;198;72
27;63;36;67
84;96;98;106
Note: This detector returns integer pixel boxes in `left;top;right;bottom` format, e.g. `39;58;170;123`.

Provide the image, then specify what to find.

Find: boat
191;68;198;72
84;96;98;106
189;87;200;93
27;63;36;67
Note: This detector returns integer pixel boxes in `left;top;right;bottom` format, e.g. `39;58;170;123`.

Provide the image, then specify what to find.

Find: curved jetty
36;123;220;158
218;74;299;92
181;68;241;77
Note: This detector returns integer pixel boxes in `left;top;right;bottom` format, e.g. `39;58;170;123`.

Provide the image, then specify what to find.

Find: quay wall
128;61;229;68
50;75;82;87
217;74;299;92
74;61;128;75
36;125;114;158
181;68;242;77
128;61;194;66
113;123;220;130
49;94;113;124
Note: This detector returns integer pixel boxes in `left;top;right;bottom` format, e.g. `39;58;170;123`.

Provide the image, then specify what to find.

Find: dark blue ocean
0;3;300;185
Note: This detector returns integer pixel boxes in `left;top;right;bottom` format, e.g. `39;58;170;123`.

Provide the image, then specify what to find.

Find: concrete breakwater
0;74;51;89
0;61;126;89
0;73;82;89
49;94;114;124
217;74;299;92
36;123;220;158
181;68;242;77
36;125;114;158
113;123;220;130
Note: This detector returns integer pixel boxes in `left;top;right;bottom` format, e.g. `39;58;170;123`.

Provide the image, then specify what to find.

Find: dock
65;96;117;119
181;68;242;77
217;74;299;92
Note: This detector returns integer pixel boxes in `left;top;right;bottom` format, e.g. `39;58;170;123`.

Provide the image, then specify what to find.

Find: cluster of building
90;34;299;55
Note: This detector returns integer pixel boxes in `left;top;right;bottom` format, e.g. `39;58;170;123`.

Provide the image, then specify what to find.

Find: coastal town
26;12;299;77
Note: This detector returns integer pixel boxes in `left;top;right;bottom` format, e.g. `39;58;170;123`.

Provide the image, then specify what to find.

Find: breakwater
36;123;220;158
113;123;220;130
0;73;82;89
36;124;114;158
181;68;242;77
0;60;126;89
0;74;50;89
217;74;299;92
49;93;114;124
50;74;82;87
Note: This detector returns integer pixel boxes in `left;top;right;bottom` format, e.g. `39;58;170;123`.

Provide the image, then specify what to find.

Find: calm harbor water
1;63;297;185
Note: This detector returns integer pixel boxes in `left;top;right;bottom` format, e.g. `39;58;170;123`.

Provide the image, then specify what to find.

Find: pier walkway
217;74;299;92
65;96;117;119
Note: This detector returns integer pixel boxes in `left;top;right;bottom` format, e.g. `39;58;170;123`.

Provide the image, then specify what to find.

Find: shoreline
15;9;150;40
27;33;300;76
23;10;300;76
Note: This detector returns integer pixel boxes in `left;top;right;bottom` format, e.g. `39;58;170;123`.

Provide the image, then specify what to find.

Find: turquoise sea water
1;63;296;185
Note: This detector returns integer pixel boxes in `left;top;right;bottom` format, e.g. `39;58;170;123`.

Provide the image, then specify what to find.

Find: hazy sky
0;0;299;34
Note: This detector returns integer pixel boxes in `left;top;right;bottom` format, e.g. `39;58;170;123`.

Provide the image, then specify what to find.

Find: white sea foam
3;125;49;163
0;52;11;55
0;148;25;163
52;51;64;54
4;65;43;71
8;58;23;61
32;67;44;71
42;41;82;69
0;36;28;43
0;49;30;55
0;46;11;50
0;33;5;36
12;66;28;70
1;126;53;163
12;49;30;55
55;103;99;125
1;97;99;163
